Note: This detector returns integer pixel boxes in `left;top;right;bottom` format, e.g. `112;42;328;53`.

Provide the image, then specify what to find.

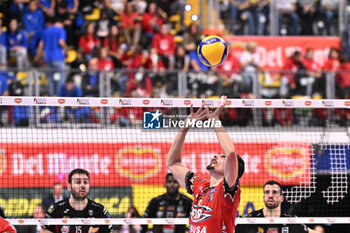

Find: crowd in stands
0;0;349;127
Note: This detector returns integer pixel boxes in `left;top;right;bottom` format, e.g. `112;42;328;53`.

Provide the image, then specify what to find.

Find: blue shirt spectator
23;0;45;56
58;78;83;97
189;50;210;72
0;72;8;96
40;22;66;63
6;28;28;49
39;18;67;96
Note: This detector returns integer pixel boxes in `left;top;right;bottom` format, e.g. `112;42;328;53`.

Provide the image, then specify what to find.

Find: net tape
7;217;350;225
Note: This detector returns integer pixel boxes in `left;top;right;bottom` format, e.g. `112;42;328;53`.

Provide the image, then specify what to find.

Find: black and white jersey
42;198;112;233
235;209;309;233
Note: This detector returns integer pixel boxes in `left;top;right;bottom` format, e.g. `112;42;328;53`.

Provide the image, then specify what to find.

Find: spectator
125;71;152;98
97;47;114;71
228;0;255;34
141;2;164;50
116;205;141;233
336;54;350;99
120;1;141;47
32;205;46;233
320;0;340;35
104;0;126;19
276;0;299;35
0;217;16;233
58;77;82;97
7;18;31;70
0;18;6;66
298;0;317;35
38;17;67;96
323;47;340;71
55;1;74;46
104;24;123;68
182;23;201;53
39;0;55;16
42;183;66;211
302;48;323;96
96;8;110;42
174;45;190;71
239;41;260;93
22;0;45;57
152;23;176;69
61;0;79;14
213;49;240;97
78;22;101;60
235;180;316;233
141;173;193;233
280;50;306;97
82;58;100;97
254;0;270;35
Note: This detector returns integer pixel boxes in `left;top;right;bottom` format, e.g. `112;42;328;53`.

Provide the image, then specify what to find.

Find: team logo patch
190;205;212;223
47;205;54;213
89;209;93;216
61;225;70;233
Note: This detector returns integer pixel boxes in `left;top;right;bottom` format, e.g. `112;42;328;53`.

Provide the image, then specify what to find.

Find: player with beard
167;96;245;233
236;180;317;233
141;173;193;233
40;169;112;233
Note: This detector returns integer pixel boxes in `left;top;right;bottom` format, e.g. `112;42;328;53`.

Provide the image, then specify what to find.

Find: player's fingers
197;103;205;114
190;104;194;115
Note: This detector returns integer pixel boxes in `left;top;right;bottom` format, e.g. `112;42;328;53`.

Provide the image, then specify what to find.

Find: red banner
223;36;341;69
0;142;311;187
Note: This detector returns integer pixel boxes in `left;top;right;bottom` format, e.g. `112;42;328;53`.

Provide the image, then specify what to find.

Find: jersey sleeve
97;207;112;232
185;171;198;196
41;204;57;232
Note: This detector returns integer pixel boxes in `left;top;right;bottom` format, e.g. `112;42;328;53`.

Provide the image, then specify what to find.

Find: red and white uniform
0;217;17;233
185;172;241;233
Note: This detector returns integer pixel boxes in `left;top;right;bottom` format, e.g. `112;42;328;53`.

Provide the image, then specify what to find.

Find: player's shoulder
245;209;264;217
281;211;296;217
179;193;193;202
89;199;106;210
46;199;69;215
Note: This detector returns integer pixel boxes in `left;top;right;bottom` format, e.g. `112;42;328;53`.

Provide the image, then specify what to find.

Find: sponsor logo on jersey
267;228;278;233
47;205;54;213
190;205;212;223
89;209;93;216
190;225;207;233
61;225;70;233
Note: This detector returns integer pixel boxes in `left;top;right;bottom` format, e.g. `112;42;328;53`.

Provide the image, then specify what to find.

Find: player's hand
206;96;227;120
186;103;209;126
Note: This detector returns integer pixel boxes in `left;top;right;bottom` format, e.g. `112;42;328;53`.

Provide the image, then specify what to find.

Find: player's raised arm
210;96;238;187
40;228;53;233
166;103;208;188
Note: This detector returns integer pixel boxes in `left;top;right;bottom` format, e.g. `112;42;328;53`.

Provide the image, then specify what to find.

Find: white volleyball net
0;97;349;232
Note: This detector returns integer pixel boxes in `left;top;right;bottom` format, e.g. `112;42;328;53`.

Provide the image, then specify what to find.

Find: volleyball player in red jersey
0;217;17;233
167;96;245;233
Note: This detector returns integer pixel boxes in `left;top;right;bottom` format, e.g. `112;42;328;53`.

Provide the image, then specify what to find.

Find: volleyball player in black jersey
40;169;112;233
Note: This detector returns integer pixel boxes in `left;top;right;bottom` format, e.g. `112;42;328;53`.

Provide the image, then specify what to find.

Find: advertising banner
0;142;311;187
223;36;341;69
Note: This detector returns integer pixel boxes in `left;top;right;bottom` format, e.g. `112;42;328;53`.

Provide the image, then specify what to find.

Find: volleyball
197;35;229;67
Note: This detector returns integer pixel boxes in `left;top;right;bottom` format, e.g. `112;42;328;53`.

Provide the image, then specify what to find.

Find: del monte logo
304;100;312;106
143;99;150;105
58;99;65;104
116;147;161;181
265;100;272;106
345;101;350;106
100;99;108;104
14;98;22;104
184;100;191;105
266;147;308;180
